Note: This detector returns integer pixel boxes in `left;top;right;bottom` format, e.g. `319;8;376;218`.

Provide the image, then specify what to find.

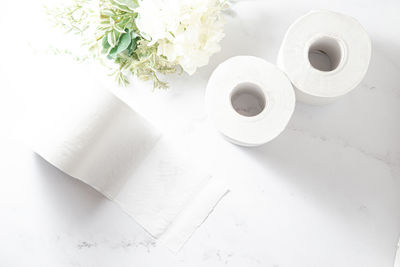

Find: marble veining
1;0;400;266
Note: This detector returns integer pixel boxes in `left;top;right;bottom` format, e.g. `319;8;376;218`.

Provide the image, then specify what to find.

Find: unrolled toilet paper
277;10;371;104
24;61;228;252
205;56;295;146
395;242;400;267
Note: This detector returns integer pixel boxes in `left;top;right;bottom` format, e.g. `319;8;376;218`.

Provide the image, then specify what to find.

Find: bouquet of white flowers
48;0;228;88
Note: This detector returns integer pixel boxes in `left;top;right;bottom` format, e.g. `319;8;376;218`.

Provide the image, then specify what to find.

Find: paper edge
158;177;230;252
394;239;400;267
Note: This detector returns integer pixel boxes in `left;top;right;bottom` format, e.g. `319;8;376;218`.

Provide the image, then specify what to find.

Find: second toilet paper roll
277;10;371;104
205;56;295;146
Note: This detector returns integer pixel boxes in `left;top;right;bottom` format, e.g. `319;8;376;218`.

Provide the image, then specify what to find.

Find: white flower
136;0;226;75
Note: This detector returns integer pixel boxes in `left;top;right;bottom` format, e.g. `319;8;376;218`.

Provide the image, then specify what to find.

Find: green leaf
101;35;110;53
128;37;137;55
106;45;114;55
112;3;132;13
117;17;130;30
98;25;113;32
108;46;118;58
116;31;132;53
131;31;138;39
140;31;151;41
107;31;117;47
108;31;132;58
111;0;138;10
101;9;115;17
114;24;126;33
102;35;110;49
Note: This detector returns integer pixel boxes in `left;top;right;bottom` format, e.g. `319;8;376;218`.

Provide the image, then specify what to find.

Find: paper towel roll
277;10;371;104
24;60;228;252
205;56;295;146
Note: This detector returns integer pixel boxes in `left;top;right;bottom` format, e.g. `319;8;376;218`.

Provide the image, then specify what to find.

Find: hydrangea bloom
136;0;226;75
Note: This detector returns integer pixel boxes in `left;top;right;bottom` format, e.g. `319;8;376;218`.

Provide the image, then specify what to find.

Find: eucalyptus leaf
101;9;115;17
112;3;132;13
128;37;137;55
111;0;138;10
114;24;126;33
98;25;113;32
140;31;151;41
100;17;110;25
102;35;110;50
116;31;132;53
131;31;138;39
119;17;131;25
108;46;118;58
107;45;114;55
107;31;132;58
107;31;117;47
118;17;131;29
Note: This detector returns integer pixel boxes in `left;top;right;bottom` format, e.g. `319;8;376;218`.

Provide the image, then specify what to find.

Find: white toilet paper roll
277;10;371;104
205;56;295;146
23;58;228;252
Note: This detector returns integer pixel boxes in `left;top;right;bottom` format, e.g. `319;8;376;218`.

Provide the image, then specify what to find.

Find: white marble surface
1;0;400;266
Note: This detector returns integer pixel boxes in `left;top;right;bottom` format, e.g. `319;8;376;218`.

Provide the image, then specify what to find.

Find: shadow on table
33;153;108;221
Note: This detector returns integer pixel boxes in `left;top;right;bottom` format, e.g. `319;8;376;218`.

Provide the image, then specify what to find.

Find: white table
1;0;400;266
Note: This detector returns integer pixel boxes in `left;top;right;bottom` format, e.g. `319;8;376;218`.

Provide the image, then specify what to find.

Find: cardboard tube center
231;82;266;117
308;36;342;71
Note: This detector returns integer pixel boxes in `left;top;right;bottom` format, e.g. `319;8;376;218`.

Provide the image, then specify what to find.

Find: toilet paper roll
205;56;295;146
277;10;371;104
23;59;228;252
